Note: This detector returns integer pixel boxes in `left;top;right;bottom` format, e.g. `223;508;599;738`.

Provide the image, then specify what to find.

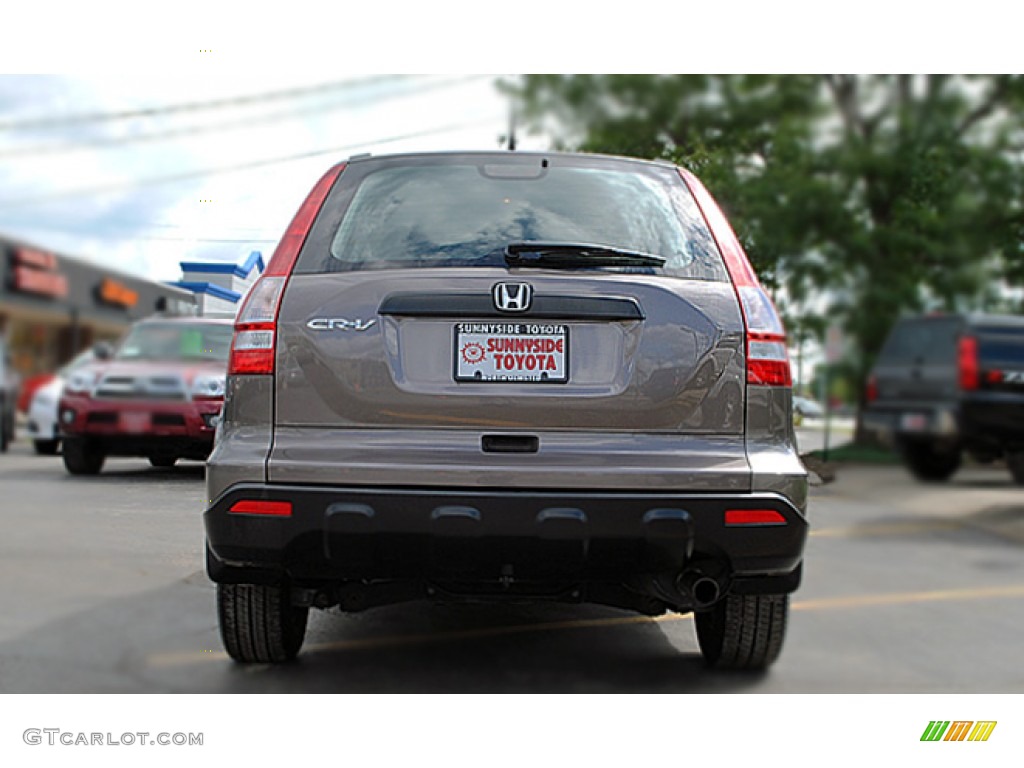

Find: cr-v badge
307;318;377;331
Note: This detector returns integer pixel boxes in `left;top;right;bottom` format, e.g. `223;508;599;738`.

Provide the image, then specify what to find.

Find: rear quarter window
294;156;728;282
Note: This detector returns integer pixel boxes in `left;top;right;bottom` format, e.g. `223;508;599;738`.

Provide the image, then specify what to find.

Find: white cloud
0;74;548;282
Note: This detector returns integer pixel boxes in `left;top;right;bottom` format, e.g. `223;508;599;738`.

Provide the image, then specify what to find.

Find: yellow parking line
790;584;1024;612
810;521;964;538
145;583;1024;668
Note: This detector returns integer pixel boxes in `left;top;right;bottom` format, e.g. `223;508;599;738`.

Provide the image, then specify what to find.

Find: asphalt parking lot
1;435;1022;692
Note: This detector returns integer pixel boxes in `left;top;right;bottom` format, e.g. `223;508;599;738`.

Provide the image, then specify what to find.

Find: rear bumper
864;396;1024;451
204;483;808;587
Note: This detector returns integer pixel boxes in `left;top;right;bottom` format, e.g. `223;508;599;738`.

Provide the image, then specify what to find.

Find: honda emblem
492;283;533;313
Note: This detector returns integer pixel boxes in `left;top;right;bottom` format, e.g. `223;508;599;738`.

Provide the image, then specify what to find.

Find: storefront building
0;235;197;379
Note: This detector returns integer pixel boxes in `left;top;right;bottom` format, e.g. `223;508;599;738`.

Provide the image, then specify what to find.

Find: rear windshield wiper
504;242;667;269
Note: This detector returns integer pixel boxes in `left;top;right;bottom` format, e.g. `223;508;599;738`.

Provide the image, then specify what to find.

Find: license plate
900;413;928;432
454;322;568;383
120;411;150;433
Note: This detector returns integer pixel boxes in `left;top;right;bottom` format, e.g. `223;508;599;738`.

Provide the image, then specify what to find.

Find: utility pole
507;102;517;151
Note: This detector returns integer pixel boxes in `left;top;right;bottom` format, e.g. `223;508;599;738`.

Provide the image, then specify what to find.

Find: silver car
205;151;808;668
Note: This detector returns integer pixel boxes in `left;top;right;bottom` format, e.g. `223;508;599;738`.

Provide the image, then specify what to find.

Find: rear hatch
268;153;749;488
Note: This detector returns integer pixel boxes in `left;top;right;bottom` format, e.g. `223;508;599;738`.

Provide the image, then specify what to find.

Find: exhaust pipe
676;570;721;609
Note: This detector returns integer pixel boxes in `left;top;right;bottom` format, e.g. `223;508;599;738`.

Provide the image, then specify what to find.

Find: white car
26;350;94;455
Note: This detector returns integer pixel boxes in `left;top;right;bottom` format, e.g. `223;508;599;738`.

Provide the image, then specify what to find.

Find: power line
0;75;411;132
0;116;504;208
0;75;490;159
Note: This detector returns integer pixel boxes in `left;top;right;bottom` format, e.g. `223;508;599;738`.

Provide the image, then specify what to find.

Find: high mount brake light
679;168;792;388
227;163;345;376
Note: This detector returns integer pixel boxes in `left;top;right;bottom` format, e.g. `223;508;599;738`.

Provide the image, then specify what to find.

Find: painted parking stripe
145;583;1024;668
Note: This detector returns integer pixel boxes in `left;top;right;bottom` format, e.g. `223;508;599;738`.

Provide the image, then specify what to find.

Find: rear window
295;156;728;281
976;325;1024;364
877;317;962;364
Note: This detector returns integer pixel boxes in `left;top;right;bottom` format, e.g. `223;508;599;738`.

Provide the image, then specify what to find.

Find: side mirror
92;341;114;361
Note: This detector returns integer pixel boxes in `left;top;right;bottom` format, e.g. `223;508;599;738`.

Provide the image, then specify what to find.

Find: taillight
229;276;285;375
228;163;345;376
866;374;879;403
679;168;792;387
958;335;979;391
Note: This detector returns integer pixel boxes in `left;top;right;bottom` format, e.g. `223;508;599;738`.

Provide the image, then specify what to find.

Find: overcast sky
0;74;552;282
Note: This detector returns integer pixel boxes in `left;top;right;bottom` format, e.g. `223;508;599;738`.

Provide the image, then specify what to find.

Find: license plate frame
453;322;569;384
899;412;928;432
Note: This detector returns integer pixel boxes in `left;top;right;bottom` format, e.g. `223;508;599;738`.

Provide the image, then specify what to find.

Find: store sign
98;278;139;308
11;264;68;299
13;246;58;272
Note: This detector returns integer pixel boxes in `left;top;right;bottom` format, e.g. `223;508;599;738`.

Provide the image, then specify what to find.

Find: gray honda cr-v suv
205;151;808;669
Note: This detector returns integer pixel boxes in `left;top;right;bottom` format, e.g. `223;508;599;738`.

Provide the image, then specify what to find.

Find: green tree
506;75;1024;410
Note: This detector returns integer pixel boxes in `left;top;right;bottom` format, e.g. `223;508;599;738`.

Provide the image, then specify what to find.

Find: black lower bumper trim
205;484;807;586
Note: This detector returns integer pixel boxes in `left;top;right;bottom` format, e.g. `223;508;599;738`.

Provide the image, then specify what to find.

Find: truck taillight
227;163;345;377
958;335;979;391
866;374;879;403
680;168;792;388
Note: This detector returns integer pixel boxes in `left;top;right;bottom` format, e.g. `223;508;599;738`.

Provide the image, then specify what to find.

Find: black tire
1007;452;1024;486
148;456;177;468
217;583;309;663
695;593;789;670
902;441;961;482
62;438;105;475
33;439;60;456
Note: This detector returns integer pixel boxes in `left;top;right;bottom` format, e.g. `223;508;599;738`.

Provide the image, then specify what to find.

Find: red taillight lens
228;277;285;375
228;163;345;376
264;163;345;276
986;370;1004;384
679;168;792;388
228;500;293;517
866;374;879;403
958;335;979;391
724;509;787;526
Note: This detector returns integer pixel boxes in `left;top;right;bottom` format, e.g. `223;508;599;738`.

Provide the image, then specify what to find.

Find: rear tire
34;439;60;456
148;456;177;468
695;593;789;670
1007;452;1024;485
902;441;961;482
217;583;309;663
62;438;105;475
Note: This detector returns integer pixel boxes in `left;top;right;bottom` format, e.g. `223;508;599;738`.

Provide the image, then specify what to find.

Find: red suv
58;316;233;474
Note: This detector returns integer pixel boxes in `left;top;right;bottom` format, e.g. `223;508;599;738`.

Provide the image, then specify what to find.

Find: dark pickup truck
863;313;1024;483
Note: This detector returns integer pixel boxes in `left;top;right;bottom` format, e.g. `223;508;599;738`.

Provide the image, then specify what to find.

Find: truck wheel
62;438;106;475
149;456;177;468
902;441;961;482
1007;452;1024;485
695;593;788;670
34;439;60;456
217;584;308;663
